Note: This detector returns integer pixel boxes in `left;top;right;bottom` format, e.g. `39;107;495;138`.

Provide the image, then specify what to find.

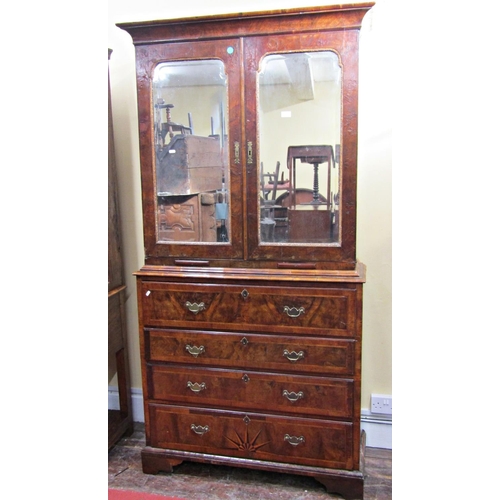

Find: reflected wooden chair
260;161;281;201
286;145;335;242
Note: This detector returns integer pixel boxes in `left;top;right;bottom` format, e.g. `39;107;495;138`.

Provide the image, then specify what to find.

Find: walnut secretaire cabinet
118;4;373;498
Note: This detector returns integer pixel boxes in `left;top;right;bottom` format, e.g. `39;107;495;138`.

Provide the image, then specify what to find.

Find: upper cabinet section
118;3;373;270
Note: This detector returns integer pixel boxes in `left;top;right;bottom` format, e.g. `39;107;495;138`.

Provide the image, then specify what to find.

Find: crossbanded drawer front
148;404;354;469
140;281;357;336
147;329;355;376
148;365;354;419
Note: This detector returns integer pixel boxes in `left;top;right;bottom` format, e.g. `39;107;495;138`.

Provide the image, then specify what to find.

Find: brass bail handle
185;301;205;315
186;344;205;357
284;306;305;318
282;390;304;402
284;434;305;446
187;381;206;393
283;349;305;362
191;424;209;435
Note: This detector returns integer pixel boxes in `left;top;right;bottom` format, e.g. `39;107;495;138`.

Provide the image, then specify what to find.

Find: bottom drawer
148;404;354;470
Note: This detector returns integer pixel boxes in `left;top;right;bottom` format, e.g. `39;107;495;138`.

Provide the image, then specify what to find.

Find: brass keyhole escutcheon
234;141;240;164
240;337;249;346
242;374;250;383
241;289;249;299
247;141;253;164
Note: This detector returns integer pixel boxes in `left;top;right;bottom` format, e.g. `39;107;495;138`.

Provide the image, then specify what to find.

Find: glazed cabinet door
134;39;244;262
244;30;361;268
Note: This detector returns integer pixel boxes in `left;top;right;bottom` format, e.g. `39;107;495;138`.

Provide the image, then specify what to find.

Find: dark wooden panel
108;290;125;359
109;51;133;447
108;50;124;292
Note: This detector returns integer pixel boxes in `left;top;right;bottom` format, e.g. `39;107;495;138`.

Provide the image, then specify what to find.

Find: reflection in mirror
153;60;230;244
258;51;341;245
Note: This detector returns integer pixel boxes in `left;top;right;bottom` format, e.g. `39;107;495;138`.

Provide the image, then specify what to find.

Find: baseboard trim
360;410;392;449
108;386;145;423
108;387;392;449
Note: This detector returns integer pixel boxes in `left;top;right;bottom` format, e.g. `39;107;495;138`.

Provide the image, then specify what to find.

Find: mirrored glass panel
153;60;230;243
258;51;341;245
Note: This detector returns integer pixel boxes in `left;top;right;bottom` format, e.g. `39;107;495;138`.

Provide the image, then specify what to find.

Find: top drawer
139;280;359;336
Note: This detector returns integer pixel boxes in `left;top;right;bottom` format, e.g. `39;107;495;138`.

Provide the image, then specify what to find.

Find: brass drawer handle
284;306;305;318
186;344;205;357
191;424;209;435
282;390;304;402
284;434;305;446
283;349;305;362
187;381;206;393
185;301;205;315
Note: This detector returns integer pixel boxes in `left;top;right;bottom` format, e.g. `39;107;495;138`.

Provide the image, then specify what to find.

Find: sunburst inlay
225;427;269;452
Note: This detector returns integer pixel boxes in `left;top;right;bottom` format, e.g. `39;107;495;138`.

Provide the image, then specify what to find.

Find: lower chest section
137;276;363;470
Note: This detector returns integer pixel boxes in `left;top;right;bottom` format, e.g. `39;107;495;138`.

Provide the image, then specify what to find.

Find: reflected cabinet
118;3;373;499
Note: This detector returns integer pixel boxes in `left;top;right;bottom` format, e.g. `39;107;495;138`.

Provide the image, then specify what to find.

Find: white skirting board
108;386;392;450
360;410;392;449
108;386;145;423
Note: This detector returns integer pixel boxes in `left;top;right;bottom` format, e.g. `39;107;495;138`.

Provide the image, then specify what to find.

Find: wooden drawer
139;281;358;336
148;364;353;419
148;404;354;469
146;329;356;376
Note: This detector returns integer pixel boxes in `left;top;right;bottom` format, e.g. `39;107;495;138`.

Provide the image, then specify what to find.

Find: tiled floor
108;424;391;499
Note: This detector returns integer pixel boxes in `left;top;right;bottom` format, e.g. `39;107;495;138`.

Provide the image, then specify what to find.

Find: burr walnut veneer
118;4;373;498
